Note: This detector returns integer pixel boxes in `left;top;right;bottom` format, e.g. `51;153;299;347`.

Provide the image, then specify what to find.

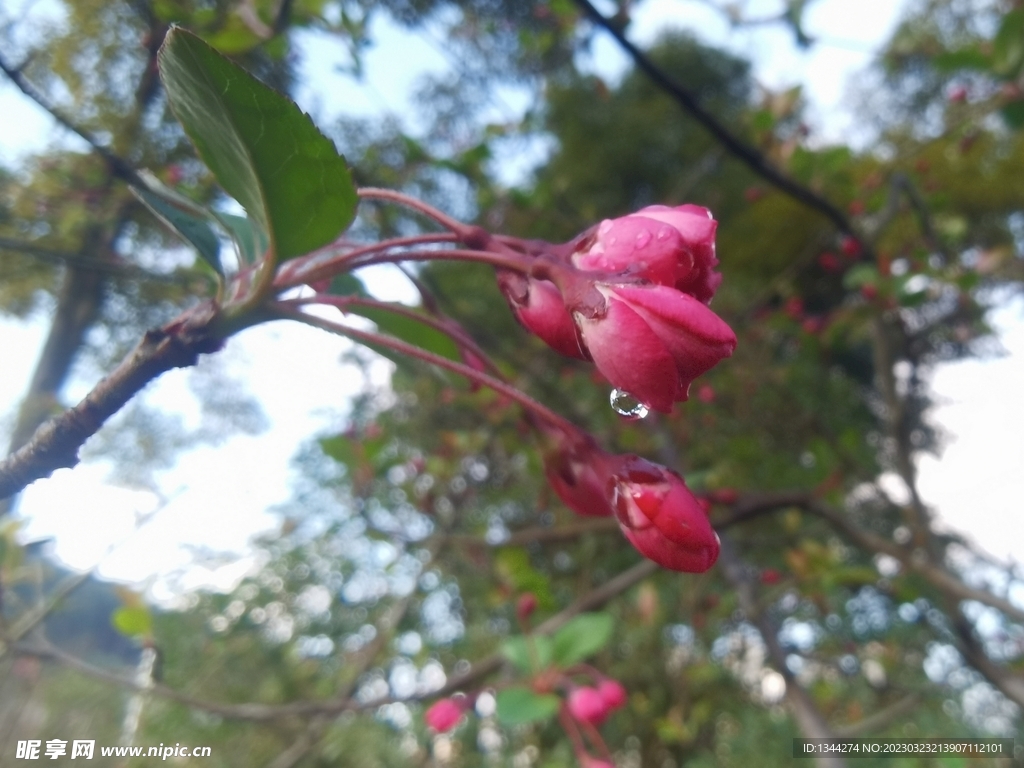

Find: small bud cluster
497;205;736;414
567;679;628;725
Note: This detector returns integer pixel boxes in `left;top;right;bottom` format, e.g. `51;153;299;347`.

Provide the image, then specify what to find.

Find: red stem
357;187;471;235
274;232;460;289
558;704;591;763
280;295;502;377
272;303;586;439
348;247;535;275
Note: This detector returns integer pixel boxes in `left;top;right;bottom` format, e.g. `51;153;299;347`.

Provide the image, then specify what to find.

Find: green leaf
993;9;1024;77
495;687;561;726
933;47;992;73
349;304;461;364
131;186;223;274
1001;99;1024;130
158;27;357;262
501;635;553;674
329;273;369;297
842;264;879;290
215;212;268;266
112;605;153;638
551;612;614;666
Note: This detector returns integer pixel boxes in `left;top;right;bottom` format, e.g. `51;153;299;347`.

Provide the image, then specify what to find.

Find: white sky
1;0;1023;592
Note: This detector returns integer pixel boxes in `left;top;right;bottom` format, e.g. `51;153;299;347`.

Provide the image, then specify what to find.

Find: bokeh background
1;0;1023;765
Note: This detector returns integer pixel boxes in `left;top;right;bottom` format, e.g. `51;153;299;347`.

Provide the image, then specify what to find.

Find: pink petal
610;284;735;395
576;298;679;413
634;204;717;247
514;278;587;359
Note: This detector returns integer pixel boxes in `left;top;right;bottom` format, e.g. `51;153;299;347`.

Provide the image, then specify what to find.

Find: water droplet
634;230;652;249
656;226;672;241
610;388;649;420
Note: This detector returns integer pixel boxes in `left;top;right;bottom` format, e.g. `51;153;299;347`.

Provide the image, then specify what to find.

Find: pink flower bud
496;270;586;359
516;593;538;622
573;204;721;303
567;686;609;725
576;283;736;413
424;698;463;732
596;679;627;711
580;757;616;768
609;456;720;573
544;437;616;518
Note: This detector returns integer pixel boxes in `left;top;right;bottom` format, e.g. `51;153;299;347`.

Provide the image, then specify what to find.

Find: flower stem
280;295;502;377
273;303;583;437
349;247;535;275
358;187;470;235
274;232;460;289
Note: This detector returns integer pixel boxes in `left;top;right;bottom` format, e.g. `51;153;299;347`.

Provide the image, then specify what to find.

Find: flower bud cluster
497;205;736;413
567;679;628;726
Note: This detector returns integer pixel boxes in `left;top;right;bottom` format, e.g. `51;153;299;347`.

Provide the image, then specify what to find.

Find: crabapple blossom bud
544;436;615;518
609;456;720;573
496;270;585;359
424;698;464;732
567;686;608;725
516;593;538;622
574;205;721;303
580;757;615;768
576;283;736;412
596;679;627;711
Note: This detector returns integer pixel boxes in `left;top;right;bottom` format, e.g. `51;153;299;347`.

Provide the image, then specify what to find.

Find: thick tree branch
571;0;857;238
0;302;227;500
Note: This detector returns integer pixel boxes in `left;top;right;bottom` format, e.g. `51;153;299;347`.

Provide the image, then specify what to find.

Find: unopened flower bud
496;270;585;359
609;456;720;573
516;593;538;622
573;204;721;303
424;698;464;732
596;679;627;711
576;283;736;413
567;686;608;725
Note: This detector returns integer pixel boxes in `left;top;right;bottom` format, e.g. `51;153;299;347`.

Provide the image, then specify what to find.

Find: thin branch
570;0;857;239
949;606;1024;708
0;53;145;188
718;535;848;768
267;537;444;768
275;303;585;438
804;499;1024;625
13;558;659;723
0;236;187;282
831;693;921;737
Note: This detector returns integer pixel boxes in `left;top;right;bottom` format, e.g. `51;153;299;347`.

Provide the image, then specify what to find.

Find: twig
718;535;848;768
0;53;145;188
12;557;659;723
570;0;857;239
0;236;187;282
831;693;921;737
